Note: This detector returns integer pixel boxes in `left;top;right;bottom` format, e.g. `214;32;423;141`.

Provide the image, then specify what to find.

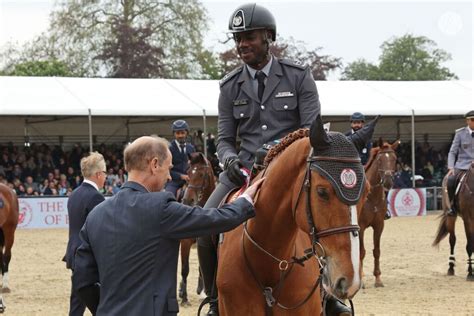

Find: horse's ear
309;115;330;150
187;153;193;161
378;137;384;148
392;140;401;150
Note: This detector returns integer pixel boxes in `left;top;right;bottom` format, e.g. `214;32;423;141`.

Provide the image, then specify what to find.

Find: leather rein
242;150;360;313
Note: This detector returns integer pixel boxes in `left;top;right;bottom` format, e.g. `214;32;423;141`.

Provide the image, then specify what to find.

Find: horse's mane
264;128;309;166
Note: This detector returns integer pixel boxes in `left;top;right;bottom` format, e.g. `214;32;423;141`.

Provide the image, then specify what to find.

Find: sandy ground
3;211;474;315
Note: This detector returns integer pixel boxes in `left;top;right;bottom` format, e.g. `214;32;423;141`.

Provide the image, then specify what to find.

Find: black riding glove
225;157;247;187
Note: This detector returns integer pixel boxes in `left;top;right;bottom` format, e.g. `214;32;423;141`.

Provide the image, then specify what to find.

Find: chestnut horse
217;117;369;315
433;162;474;280
178;152;215;305
358;139;399;288
0;183;19;312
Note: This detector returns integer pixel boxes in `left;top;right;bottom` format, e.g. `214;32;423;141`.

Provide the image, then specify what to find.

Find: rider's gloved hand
225;157;247;187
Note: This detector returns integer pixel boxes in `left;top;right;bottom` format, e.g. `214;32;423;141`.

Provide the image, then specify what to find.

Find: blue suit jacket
64;182;105;270
73;181;254;316
169;141;195;182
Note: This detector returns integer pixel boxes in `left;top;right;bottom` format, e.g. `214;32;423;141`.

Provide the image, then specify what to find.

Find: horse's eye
316;187;329;200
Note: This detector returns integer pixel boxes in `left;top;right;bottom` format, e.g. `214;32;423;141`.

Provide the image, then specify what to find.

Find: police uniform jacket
448;126;474;170
64;181;104;270
72;181;254;316
217;56;320;169
169;140;195;183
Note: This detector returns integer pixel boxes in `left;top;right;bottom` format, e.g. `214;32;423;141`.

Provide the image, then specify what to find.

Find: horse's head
182;152;214;206
292;115;370;300
371;139;400;191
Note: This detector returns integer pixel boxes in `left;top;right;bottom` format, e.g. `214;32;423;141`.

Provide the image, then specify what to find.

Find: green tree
3;60;72;77
218;37;342;80
342;34;457;80
1;0;210;78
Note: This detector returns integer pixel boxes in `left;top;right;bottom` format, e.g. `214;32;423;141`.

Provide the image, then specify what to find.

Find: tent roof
1;76;471;117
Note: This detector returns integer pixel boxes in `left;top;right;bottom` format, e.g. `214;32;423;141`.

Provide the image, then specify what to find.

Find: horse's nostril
334;277;348;297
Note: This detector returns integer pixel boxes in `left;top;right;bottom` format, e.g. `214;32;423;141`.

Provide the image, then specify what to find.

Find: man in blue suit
345;112;372;165
63;152;106;316
72;135;263;316
165;120;195;198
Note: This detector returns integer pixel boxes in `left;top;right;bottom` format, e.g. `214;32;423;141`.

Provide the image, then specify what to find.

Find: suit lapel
238;68;259;103
261;58;283;105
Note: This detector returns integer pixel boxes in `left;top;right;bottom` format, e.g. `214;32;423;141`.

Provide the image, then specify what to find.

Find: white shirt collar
468;126;474;134
83;179;99;191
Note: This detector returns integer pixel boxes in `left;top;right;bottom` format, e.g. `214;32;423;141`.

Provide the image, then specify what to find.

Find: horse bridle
371;149;396;189
185;160;211;204
242;150;360;313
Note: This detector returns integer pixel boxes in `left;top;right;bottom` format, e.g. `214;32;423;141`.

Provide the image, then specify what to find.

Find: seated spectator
24;176;40;193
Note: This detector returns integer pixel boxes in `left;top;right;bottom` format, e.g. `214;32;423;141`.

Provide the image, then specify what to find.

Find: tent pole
88;108;93;152
411;109;415;188
202;109;207;159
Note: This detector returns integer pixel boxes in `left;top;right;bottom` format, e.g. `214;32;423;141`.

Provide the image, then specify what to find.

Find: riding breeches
197;170;238;298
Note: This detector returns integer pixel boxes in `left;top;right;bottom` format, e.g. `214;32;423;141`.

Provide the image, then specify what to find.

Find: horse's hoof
375;282;384;288
447;269;455;276
180;300;191;307
1;288;10;293
466;274;474;281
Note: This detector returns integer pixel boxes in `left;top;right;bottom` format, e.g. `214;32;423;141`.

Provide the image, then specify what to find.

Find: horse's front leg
179;240;192;306
373;222;384;287
448;230;456;276
465;223;474;281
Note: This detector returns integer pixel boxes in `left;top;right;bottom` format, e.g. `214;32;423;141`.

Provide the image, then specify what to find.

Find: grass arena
4;211;474;315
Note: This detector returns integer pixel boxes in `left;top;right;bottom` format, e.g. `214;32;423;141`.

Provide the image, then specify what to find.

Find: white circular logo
233;16;242;27
340;168;357;189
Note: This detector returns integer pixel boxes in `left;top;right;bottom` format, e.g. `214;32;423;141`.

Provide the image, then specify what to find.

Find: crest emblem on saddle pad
340;168;357;189
232;10;245;29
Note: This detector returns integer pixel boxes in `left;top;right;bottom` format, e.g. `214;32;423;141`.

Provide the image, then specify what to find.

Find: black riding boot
197;238;219;316
447;174;457;216
325;296;352;316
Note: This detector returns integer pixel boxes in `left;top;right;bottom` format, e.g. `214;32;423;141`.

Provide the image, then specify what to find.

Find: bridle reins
242;150;360;314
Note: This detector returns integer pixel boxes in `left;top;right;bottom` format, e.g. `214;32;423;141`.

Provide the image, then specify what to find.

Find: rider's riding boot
325;296;352;316
447;205;457;217
384;210;391;220
447;174;457;217
197;238;219;316
206;299;219;316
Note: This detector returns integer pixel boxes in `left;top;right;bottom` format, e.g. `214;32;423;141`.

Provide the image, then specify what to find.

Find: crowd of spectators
0;131;219;197
0;132;450;196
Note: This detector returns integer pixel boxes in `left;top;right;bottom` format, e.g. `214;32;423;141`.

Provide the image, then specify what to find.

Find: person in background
63;152;106;316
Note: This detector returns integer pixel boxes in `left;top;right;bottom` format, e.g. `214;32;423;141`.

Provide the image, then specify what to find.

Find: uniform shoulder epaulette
455;127;465;133
219;66;243;87
279;58;307;70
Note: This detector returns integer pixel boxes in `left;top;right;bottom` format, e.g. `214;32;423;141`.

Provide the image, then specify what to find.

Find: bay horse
0;183;19;312
358;139;399;288
217;116;370;315
433;162;474;280
178;152;215;306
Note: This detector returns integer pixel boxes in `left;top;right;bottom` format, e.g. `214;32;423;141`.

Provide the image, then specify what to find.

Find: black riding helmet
228;3;276;41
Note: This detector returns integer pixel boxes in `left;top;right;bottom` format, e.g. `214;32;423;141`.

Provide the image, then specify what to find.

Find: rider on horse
345;112;372;165
446;110;474;216
165;120;195;198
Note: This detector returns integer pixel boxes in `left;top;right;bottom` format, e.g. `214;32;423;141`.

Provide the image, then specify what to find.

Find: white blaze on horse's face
348;205;361;298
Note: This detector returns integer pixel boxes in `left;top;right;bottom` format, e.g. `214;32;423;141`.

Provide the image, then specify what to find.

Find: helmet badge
232;10;245;30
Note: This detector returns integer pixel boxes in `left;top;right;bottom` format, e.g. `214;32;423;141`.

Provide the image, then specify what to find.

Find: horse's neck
247;140;309;256
366;157;381;186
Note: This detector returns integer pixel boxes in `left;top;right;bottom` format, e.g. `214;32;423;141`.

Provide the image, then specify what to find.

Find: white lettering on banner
18;197;69;229
387;188;426;217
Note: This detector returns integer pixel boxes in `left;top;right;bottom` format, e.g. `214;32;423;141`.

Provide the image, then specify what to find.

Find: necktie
179;143;185;154
256;71;266;102
471;132;474;138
